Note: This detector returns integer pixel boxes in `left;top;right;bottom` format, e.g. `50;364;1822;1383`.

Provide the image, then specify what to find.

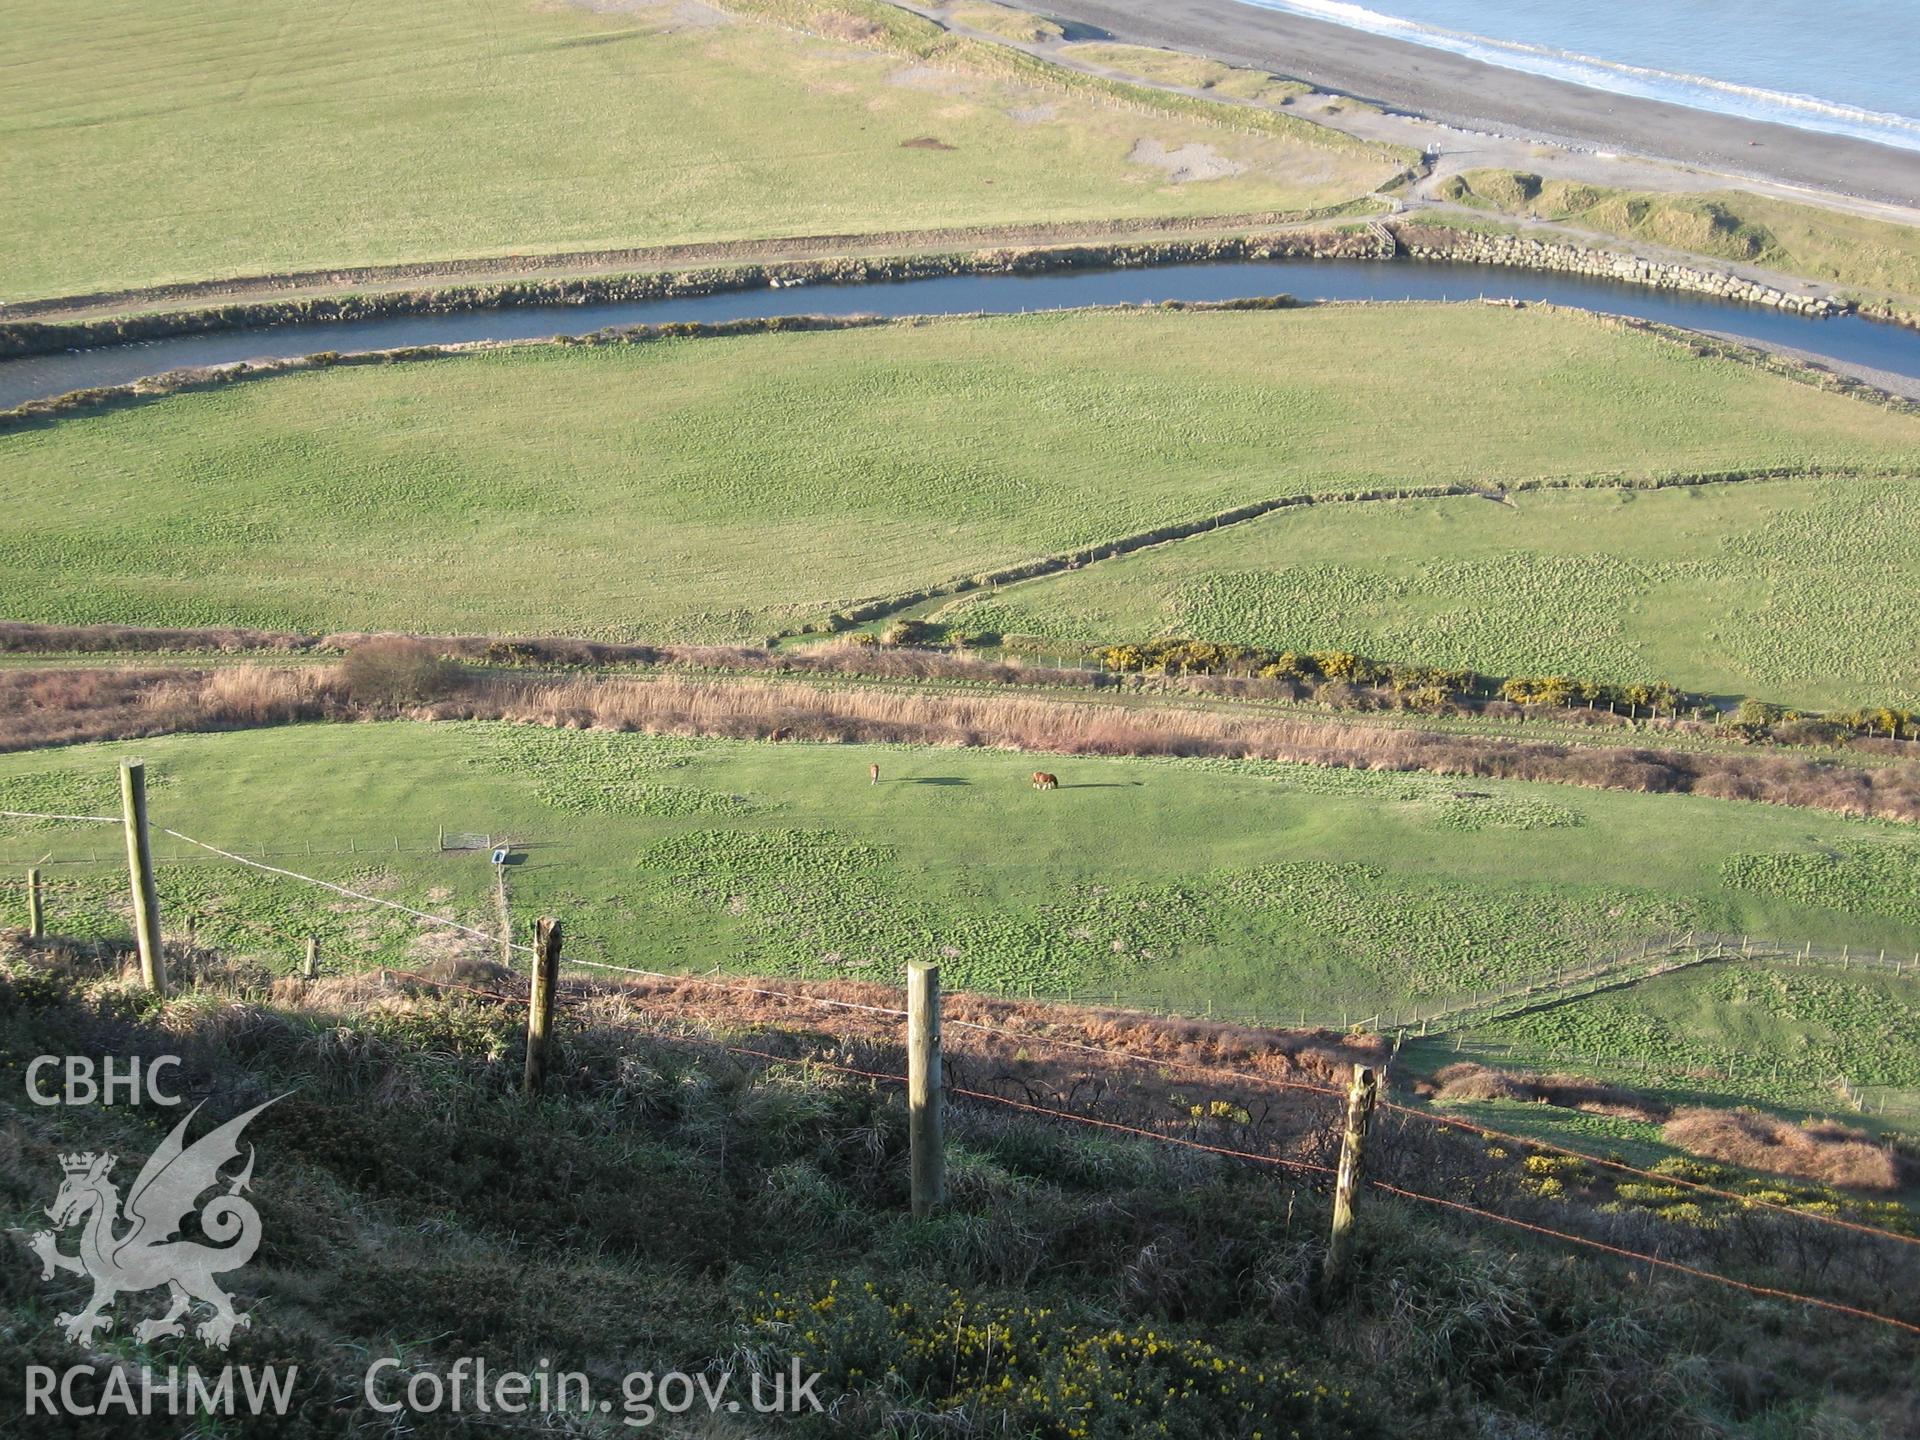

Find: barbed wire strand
565;954;910;1019
598;1012;1337;1178
946;1081;1338;1176
374;966;527;1006
157;827;531;954
946;1015;1348;1100
588;1008;1920;1337
1369;1180;1920;1337
1379;1101;1920;1250
53;852;1914;1257
558;965;1920;1250
0;810;123;823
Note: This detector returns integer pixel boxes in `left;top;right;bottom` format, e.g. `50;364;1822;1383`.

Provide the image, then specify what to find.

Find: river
3;258;1916;411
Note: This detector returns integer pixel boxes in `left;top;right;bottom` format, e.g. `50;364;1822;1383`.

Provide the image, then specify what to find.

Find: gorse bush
1092;637;1694;714
760;1281;1384;1439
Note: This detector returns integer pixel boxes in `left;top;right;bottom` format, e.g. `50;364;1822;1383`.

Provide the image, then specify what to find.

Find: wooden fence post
523;918;562;1095
907;961;945;1219
303;937;320;981
1323;1064;1379;1289
27;866;44;940
119;761;166;996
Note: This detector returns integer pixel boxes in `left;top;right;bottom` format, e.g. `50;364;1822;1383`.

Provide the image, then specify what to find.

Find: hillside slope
4;943;1917;1437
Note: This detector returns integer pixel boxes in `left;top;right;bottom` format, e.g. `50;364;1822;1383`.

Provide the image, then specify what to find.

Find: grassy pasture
941;472;1920;708
1456;959;1920;1130
0;0;1397;302
4;722;1917;1032
4;304;1917;643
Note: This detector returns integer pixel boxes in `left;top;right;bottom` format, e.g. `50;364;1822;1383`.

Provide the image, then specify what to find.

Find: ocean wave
1236;0;1920;151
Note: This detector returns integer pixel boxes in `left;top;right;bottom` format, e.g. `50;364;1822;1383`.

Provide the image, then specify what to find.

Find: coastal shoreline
1031;0;1920;208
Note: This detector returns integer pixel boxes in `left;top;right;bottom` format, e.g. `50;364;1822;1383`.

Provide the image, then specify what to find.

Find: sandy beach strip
1034;0;1920;207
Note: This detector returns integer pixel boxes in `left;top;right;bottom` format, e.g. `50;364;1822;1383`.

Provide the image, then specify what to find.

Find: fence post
119;761;166;997
27;866;44;940
907;960;945;1219
1323;1064;1379;1289
303;937;320;981
523;917;561;1096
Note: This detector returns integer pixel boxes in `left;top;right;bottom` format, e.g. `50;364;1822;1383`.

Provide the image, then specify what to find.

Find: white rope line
158;827;532;954
564;955;909;1018
0;810;123;823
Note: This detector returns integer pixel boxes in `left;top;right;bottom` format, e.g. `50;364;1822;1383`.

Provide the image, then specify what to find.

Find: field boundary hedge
784;454;1916;639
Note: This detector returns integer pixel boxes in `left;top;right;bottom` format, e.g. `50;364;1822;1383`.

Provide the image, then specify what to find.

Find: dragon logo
29;1098;282;1349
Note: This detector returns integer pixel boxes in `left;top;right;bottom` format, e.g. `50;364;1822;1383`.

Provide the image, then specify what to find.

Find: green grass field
0;0;1398;302
937;472;1920;708
5;722;1917;1030
5;304;1917;645
1451;958;1920;1129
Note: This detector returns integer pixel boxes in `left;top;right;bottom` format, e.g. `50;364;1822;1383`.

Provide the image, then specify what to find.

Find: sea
1236;0;1920;151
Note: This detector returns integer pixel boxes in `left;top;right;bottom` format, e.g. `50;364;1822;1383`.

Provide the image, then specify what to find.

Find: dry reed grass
1661;1107;1908;1191
6;661;1920;821
447;673;1920;822
0;665;338;752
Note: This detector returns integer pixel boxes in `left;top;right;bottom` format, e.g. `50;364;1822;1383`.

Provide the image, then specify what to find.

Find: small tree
342;637;460;705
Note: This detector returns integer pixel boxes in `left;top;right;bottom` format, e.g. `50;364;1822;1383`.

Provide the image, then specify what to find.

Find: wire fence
0;836;448;866
571;993;1920;1337
7;804;1920;1337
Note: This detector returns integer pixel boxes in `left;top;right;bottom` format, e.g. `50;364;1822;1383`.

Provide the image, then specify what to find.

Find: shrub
1718;697;1790;742
878;618;945;647
1828;705;1919;740
340;637;461;706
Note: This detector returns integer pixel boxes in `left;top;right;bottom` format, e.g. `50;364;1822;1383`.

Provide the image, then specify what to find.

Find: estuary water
1236;0;1920;152
3;259;1917;412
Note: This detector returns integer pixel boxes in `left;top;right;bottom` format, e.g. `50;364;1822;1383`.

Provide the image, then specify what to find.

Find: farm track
4;211;1364;324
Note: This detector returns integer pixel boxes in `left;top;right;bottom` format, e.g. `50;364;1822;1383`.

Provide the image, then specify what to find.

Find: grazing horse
870;763;881;785
768;727;791;743
1031;771;1058;791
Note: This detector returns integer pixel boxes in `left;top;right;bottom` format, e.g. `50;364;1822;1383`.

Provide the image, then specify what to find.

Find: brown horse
870;763;881;785
1031;771;1058;790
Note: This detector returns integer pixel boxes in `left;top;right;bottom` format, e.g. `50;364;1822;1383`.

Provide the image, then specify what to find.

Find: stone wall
0;228;1388;360
1390;223;1840;316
